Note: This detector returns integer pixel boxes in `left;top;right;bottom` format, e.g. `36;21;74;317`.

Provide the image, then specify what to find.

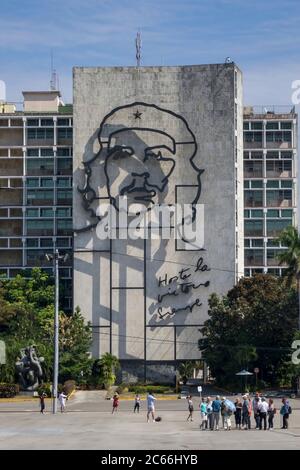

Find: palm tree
277;225;300;329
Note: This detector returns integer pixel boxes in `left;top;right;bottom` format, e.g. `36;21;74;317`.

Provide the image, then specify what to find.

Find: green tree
277;225;300;330
0;269;92;386
178;361;194;385
93;353;120;389
199;275;298;389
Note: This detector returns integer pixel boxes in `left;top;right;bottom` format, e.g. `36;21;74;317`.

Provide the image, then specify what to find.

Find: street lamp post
46;249;69;414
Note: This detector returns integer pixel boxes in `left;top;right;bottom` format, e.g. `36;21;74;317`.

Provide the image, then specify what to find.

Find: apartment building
243;106;298;276
0;91;73;310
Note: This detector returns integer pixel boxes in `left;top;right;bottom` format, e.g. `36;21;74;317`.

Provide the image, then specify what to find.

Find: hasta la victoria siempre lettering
100;454;135;467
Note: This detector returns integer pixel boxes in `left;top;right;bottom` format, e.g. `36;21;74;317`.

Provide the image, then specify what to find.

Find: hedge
0;383;19;398
127;385;173;394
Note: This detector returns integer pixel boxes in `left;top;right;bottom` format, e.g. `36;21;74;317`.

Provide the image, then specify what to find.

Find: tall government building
0;92;73;311
0;64;297;381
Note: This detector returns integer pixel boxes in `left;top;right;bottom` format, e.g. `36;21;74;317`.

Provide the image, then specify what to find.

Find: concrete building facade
243;106;298;276
73;64;244;381
0;91;73;310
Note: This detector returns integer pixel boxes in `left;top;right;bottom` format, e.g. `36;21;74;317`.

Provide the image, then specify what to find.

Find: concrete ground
0;391;299;450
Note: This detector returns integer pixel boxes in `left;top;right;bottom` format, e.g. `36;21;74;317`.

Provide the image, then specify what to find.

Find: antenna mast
135;31;141;67
50;50;57;90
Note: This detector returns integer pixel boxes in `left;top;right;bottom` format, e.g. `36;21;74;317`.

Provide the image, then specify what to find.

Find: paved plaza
0;392;299;450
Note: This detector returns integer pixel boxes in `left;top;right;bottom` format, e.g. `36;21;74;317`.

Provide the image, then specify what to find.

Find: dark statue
15;345;44;391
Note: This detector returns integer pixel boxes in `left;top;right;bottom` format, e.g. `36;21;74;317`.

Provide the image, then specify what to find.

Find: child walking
112;393;119;414
186;395;194;422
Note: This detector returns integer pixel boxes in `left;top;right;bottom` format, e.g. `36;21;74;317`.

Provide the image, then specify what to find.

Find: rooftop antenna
50;50;57;90
135;31;141;67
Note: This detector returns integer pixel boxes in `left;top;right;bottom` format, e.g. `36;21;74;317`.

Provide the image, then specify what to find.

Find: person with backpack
222;398;235;430
267;398;276;430
280;398;291;429
253;395;261;429
211;396;221;430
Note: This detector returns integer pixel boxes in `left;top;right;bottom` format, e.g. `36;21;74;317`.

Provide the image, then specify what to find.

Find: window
27;119;39;127
244;220;263;236
41;148;54;157
244;210;250;218
40;178;54;188
266;122;279;130
57;219;72;229
57;178;71;188
27;148;39;157
244;239;250;247
243;122;250;130
280;122;292;129
252;239;264;247
27;129;54;140
243;161;263;177
281;180;293;188
57;237;71;247
266;189;292;207
40;238;53;247
281;151;293;159
57;128;72;139
251;152;263;159
266;180;279;189
281;209;293;218
26;239;39;247
244;190;263;207
251;122;263;130
40;119;54;127
56;208;72;217
26;178;39;187
245;249;264;266
57;118;69;126
267;210;279;218
40;208;54;217
57;148;72;156
251;180;263;189
57;189;72;200
26;209;39;217
251;210;263;218
266;151;279;159
267;219;291;236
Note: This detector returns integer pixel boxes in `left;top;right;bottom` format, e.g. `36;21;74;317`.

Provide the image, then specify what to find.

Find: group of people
186;392;292;430
39;391;68;414
111;392;158;422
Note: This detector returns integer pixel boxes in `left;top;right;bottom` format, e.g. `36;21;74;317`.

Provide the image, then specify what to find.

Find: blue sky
1;0;300;106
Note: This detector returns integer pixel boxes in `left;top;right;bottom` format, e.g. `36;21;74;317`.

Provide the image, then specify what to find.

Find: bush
63;380;76;396
37;383;52;397
127;385;173;394
116;383;129;394
0;383;19;398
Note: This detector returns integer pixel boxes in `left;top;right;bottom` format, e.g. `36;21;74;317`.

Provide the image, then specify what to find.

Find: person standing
220;397;226;429
267;398;276;430
234;398;242;429
147;392;156;423
134;394;141;413
280;398;291;429
253;395;261;429
39;392;47;414
242;395;251;430
186;395;194;422
258;397;268;430
206;397;213;430
112;393;119;414
212;396;221;430
199;397;207;430
58;391;68;413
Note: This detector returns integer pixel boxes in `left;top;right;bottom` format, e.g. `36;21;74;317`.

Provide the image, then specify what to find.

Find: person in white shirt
58;392;68;413
258;397;268;430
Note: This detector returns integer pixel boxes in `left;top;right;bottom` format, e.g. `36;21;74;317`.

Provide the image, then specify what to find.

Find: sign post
197;385;202;401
